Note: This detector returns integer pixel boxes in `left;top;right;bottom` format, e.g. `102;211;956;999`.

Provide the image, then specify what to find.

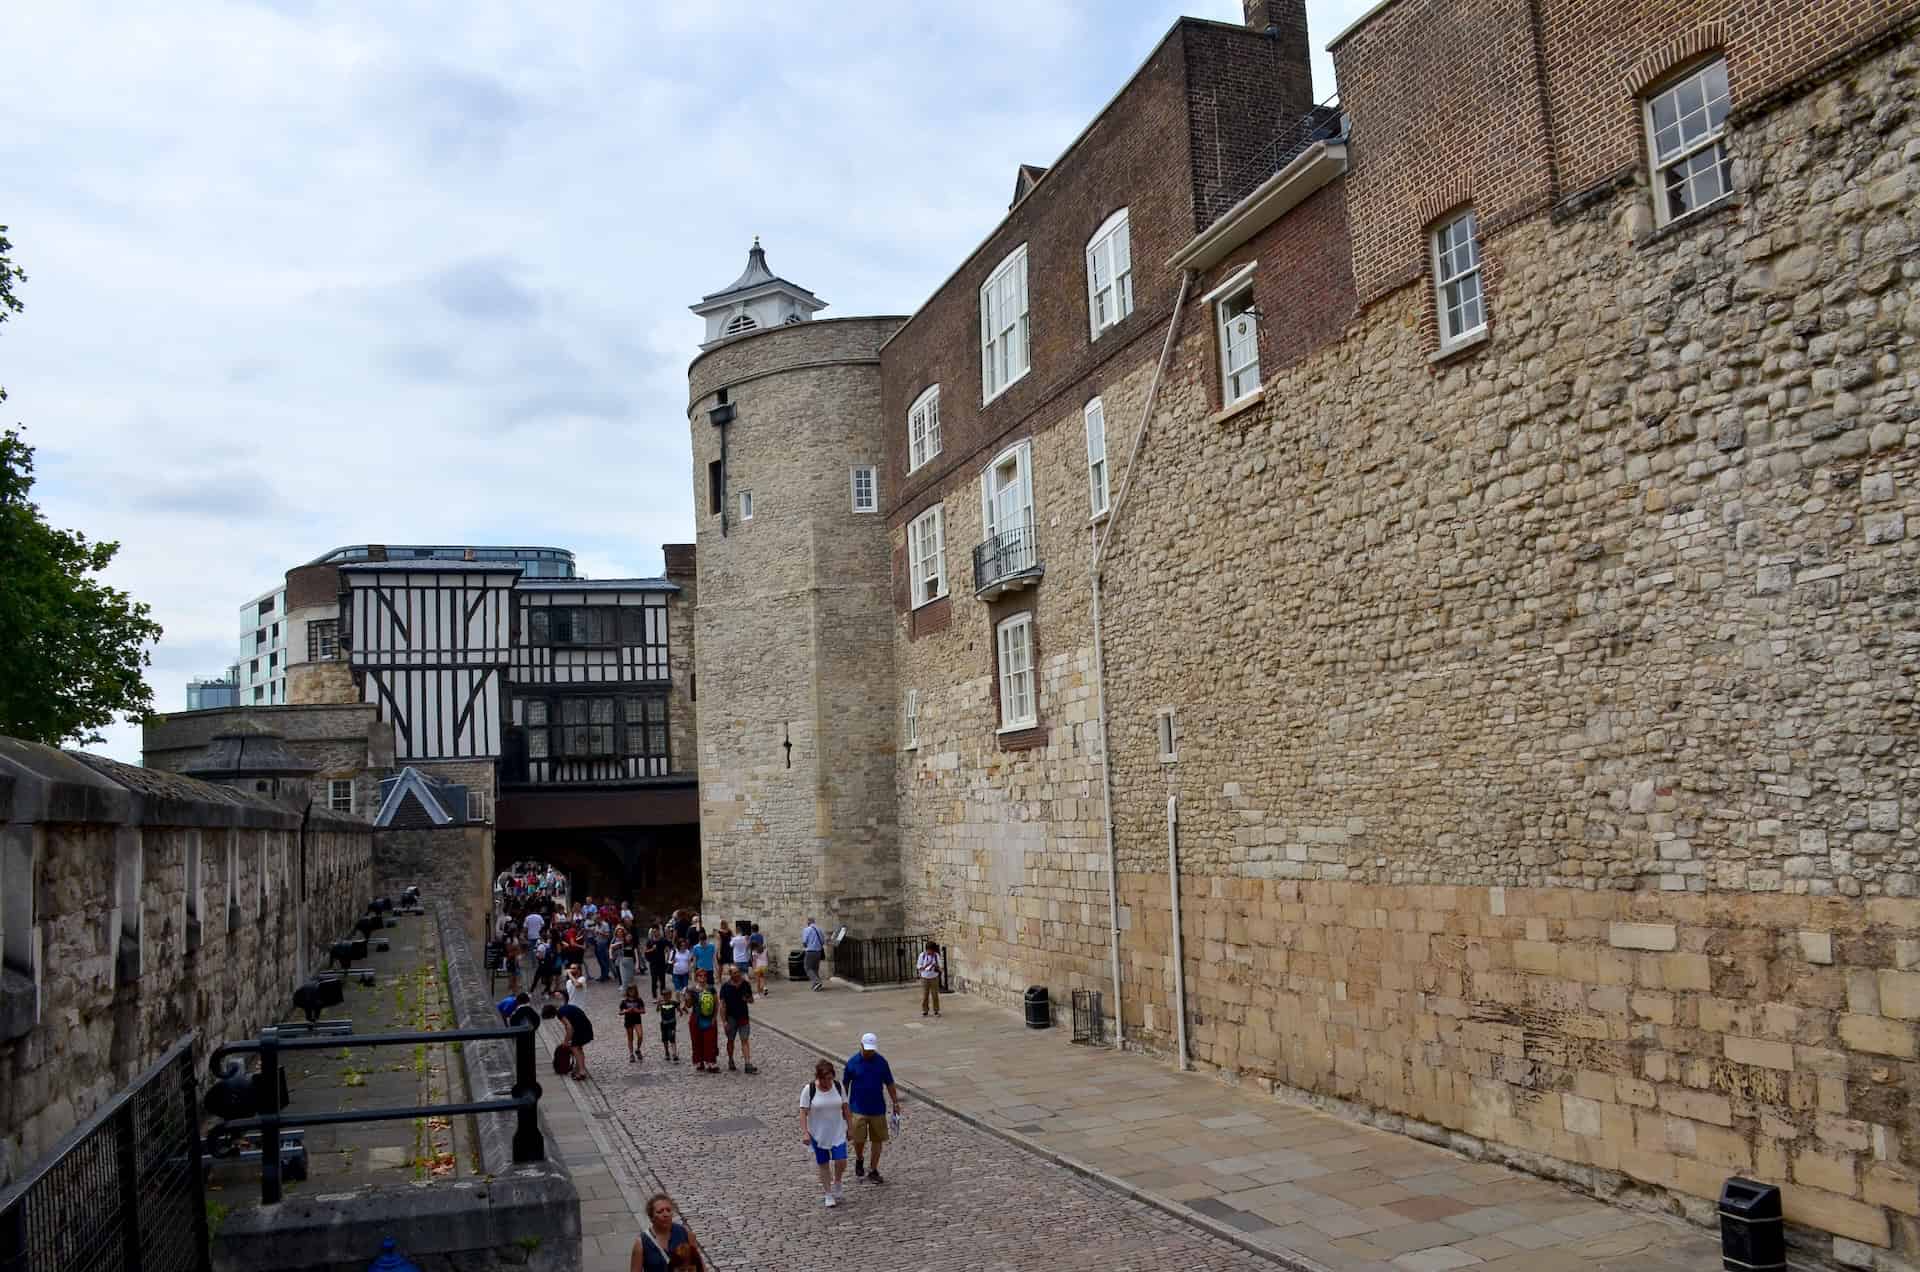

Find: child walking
657;987;681;1063
621;983;648;1062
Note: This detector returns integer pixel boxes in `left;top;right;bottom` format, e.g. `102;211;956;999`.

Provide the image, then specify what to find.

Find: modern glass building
309;545;578;579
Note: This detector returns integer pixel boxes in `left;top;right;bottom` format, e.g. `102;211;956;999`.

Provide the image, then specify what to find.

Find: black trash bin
1024;986;1051;1029
1718;1178;1784;1272
788;949;808;982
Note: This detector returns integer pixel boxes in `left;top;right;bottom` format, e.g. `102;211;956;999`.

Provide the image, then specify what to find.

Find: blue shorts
811;1139;848;1165
672;974;689;991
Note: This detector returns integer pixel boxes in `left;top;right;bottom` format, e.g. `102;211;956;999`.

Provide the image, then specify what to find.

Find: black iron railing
972;524;1040;595
1201;94;1347;228
206;1021;544;1205
831;936;951;991
0;1033;209;1272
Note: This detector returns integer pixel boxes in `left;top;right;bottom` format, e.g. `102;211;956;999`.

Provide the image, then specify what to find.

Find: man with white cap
843;1031;901;1183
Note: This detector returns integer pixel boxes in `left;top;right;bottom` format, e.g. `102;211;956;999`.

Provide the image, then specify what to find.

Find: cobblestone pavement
750;984;1721;1272
548;976;1282;1272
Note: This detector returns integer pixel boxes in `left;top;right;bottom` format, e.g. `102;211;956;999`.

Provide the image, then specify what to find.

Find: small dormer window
725;313;758;336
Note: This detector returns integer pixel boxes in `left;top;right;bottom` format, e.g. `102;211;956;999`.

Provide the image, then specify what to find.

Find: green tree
0;227;163;746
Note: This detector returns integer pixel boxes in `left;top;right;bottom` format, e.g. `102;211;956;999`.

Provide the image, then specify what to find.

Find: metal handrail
0;1033;201;1215
972;523;1040;593
208;1022;544;1204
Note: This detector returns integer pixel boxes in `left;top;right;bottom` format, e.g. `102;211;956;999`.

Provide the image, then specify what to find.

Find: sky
1;0;1370;763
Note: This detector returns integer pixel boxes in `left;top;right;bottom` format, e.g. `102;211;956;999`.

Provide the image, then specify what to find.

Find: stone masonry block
1726;1036;1796;1071
1610;921;1678;951
1875;970;1920;1020
1798;931;1835;965
1837;1014;1916;1059
1783;1186;1891;1247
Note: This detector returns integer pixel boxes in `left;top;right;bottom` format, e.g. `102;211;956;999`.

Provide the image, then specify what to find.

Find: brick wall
1329;0;1557;306
1538;0;1920;198
883;22;1213;526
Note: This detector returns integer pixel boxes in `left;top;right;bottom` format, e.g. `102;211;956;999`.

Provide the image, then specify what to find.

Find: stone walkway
751;982;1722;1272
550;972;1278;1272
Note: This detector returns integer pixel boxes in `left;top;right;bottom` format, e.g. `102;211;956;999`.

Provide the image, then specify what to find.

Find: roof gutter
1166;141;1349;274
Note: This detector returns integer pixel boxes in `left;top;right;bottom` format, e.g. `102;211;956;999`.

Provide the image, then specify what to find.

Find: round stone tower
686;241;909;953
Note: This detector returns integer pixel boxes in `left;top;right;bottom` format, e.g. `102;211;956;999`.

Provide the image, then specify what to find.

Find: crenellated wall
0;738;374;1188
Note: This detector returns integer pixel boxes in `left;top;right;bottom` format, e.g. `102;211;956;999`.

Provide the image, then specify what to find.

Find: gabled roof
374;766;457;827
1010;164;1049;208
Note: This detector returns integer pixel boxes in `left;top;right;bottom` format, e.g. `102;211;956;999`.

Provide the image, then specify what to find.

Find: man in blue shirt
801;918;825;991
691;931;717;980
844;1031;900;1183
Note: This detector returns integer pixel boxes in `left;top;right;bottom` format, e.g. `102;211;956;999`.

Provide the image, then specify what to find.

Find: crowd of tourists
489;869;942;1261
492;872;779;1081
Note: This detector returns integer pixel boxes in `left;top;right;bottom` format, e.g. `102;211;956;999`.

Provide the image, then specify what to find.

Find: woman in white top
563;964;588;1004
799;1058;852;1208
730;929;750;968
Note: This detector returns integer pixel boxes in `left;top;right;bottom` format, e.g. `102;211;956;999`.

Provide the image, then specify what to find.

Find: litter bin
1023;986;1051;1029
787;949;808;982
1718;1177;1784;1272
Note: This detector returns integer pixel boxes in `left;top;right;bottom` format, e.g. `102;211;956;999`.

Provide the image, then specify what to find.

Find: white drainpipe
1090;269;1194;1049
1168;794;1189;1069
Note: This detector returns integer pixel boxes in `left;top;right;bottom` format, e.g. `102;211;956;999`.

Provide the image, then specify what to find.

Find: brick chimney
662;543;696;580
1243;0;1311;87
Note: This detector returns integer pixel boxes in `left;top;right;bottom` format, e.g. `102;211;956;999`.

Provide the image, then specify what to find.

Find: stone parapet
0;736;374;1189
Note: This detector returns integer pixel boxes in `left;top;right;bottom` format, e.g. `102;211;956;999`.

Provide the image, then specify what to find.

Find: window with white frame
739;490;753;521
468;790;491;822
1084;397;1110;517
1086;209;1133;338
1431;210;1485;347
908;507;946;606
981;441;1034;547
908;385;941;473
904;689;920;749
980;245;1030;402
1645;58;1733;225
1156;708;1178;763
328;779;353;813
1215;276;1260;404
996;613;1036;730
851;466;878;513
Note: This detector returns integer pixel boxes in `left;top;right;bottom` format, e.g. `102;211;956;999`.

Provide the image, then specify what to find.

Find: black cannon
354;913;383;938
369;896;393;915
328;937;370;971
290;975;344;1023
205;1057;289;1121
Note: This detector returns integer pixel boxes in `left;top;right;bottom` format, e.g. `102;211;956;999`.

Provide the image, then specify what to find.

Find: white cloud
2;0;1371;762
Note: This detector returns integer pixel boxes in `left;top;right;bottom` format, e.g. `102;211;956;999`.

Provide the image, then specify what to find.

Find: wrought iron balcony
973;524;1042;598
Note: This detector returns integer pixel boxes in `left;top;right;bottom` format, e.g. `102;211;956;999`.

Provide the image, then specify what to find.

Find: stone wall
1087;27;1920;1265
375;826;494;949
0;737;374;1188
143;703;396;823
688;318;907;955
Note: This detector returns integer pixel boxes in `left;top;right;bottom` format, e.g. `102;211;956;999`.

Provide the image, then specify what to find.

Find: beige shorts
848;1113;889;1145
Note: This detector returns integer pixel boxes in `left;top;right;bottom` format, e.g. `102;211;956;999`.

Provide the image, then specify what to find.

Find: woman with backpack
799;1058;852;1208
685;969;720;1073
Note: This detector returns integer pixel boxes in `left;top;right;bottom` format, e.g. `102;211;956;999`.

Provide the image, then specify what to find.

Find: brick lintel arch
1624;22;1731;98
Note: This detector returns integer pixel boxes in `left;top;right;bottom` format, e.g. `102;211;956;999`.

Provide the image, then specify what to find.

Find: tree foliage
0;228;164;746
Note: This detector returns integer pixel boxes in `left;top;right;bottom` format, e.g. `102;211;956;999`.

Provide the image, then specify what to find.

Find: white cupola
690;237;827;350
